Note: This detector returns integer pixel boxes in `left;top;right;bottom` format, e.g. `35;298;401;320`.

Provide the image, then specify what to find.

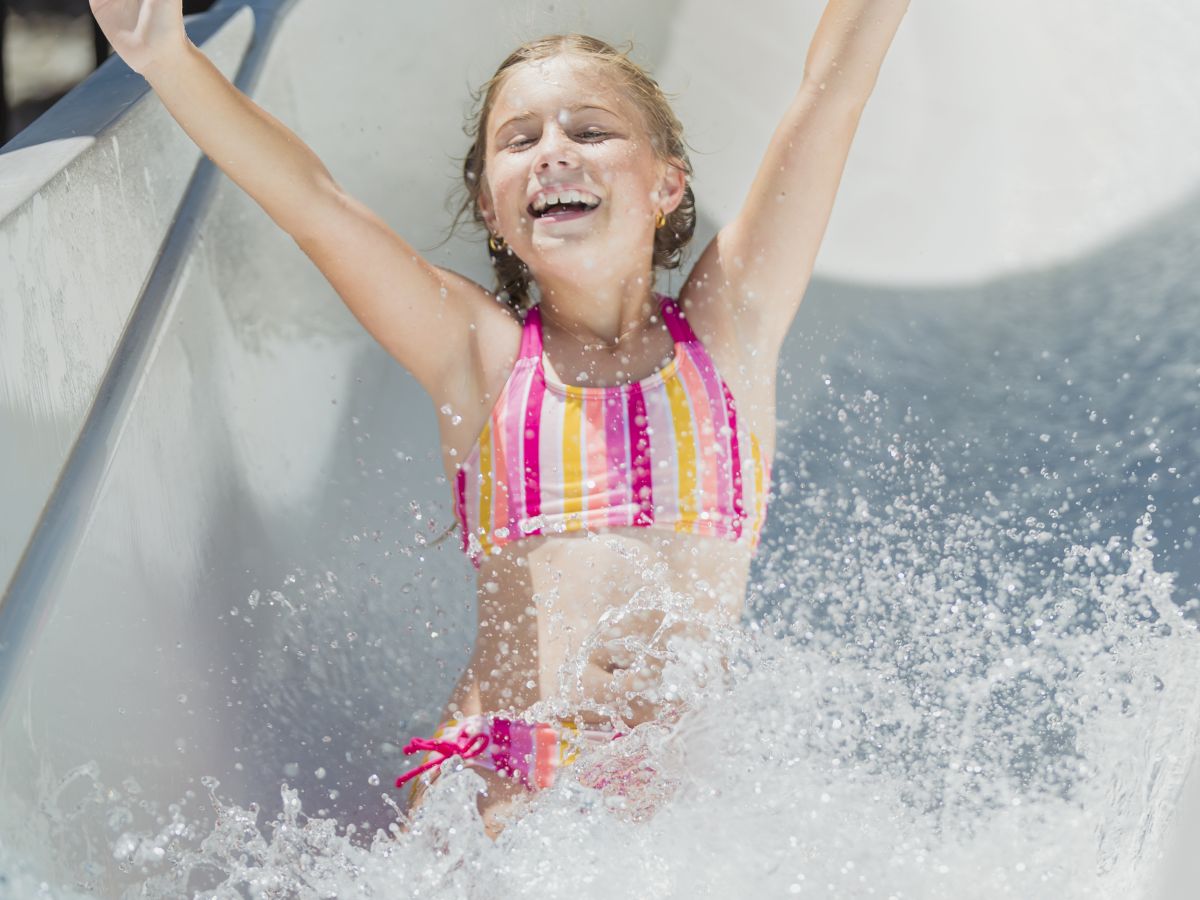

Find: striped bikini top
453;292;772;567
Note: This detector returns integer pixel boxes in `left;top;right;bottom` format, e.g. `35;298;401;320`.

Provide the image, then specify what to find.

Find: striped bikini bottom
395;714;644;801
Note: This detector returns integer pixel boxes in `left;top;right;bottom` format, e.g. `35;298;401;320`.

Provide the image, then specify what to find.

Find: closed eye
506;130;612;151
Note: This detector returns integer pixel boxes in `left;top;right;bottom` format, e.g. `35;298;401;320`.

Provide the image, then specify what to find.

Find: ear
654;157;688;216
477;178;498;233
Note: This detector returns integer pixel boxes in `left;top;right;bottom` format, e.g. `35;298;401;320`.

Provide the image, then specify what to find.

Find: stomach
447;528;756;729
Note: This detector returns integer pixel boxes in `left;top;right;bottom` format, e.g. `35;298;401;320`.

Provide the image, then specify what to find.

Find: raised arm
686;0;911;356
92;0;510;408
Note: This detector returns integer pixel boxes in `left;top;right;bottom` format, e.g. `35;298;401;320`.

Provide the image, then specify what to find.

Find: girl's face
478;54;684;291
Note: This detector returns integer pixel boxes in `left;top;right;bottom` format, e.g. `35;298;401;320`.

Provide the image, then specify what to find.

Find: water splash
8;272;1200;896
15;498;1183;899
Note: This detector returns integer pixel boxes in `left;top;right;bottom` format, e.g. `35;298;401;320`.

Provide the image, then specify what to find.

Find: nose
534;124;579;171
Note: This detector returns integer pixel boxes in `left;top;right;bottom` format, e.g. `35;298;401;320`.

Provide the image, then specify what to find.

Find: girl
92;0;910;838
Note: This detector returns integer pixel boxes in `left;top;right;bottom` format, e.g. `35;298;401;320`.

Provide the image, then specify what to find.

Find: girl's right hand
90;0;188;76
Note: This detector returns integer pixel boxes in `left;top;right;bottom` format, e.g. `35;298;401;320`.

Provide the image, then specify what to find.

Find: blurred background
0;0;216;145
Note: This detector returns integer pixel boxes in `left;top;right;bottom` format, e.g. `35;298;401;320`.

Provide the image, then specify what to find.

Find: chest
457;345;773;563
439;297;779;490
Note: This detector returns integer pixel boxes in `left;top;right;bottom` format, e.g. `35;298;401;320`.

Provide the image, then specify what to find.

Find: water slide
2;1;1199;895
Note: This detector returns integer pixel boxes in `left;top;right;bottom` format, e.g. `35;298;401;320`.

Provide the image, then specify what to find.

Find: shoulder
431;267;524;377
674;268;779;448
431;266;526;435
673;277;753;377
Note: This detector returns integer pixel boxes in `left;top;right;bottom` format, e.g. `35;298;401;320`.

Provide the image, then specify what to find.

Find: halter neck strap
519;304;544;361
657;293;697;345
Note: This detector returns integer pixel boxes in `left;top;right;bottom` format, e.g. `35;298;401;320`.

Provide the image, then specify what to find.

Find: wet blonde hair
448;33;697;314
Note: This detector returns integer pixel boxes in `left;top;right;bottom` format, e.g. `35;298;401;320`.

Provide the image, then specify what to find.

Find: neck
535;273;660;345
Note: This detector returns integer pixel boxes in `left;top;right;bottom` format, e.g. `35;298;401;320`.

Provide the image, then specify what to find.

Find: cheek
488;170;521;217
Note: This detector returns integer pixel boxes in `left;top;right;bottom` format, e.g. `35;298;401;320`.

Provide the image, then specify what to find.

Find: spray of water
8;304;1199;897
14;492;1191;899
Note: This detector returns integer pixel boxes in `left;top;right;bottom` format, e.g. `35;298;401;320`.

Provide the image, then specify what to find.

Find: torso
434;280;779;728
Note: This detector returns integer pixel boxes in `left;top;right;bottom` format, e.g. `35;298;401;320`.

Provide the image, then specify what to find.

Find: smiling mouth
528;200;601;222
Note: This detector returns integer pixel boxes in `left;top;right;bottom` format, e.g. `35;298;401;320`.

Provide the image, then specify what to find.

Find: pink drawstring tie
395;726;490;788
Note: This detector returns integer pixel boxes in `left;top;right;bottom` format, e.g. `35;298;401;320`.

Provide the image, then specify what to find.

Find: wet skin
406;55;780;835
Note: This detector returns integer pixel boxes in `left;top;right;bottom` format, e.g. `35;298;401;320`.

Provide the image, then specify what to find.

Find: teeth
531;190;600;214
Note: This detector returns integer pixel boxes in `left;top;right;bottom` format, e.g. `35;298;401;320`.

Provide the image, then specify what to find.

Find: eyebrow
493;104;619;137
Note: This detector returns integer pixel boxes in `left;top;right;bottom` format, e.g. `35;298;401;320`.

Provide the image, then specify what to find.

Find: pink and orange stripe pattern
454;293;772;566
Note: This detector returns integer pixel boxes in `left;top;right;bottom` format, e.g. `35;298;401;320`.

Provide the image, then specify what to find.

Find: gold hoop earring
488;233;507;252
655;209;667;229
